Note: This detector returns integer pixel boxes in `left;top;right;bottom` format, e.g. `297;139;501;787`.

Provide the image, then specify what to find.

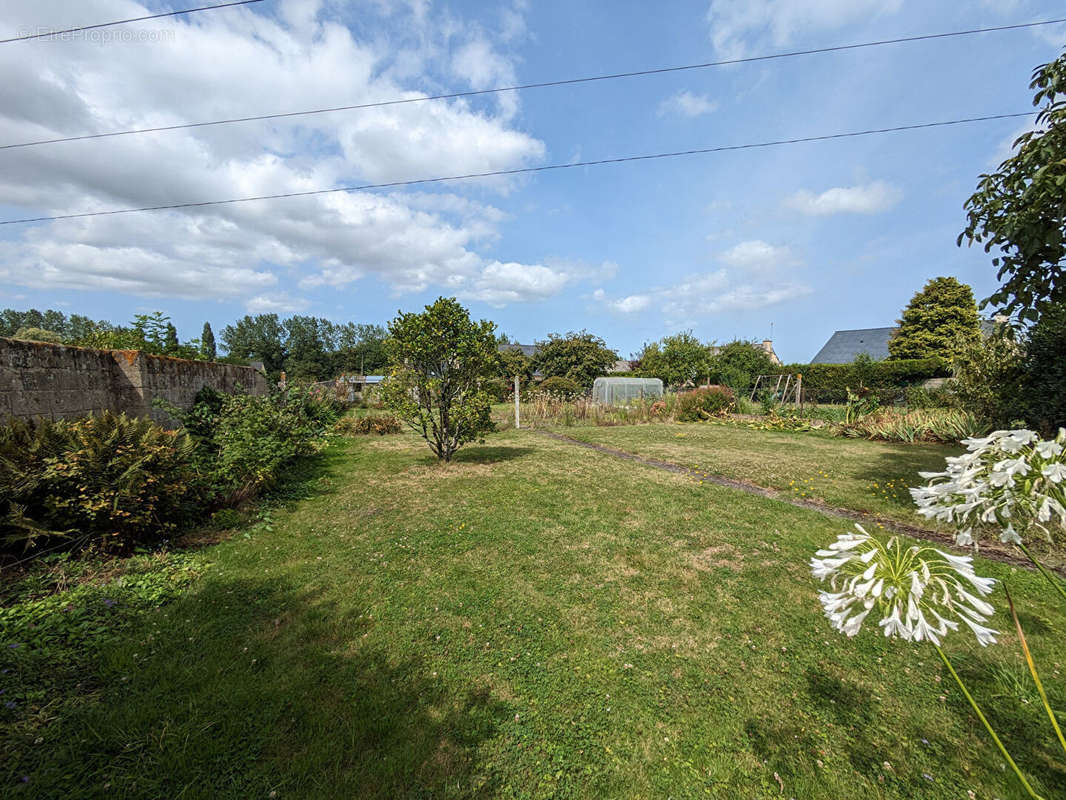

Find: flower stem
1005;586;1066;758
1017;541;1066;607
936;646;1045;800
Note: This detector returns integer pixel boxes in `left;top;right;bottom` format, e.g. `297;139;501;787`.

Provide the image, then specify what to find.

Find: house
811;317;1005;364
810;328;896;364
498;343;538;359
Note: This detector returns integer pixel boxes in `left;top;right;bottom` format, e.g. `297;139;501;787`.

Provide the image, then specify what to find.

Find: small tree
164;322;180;354
201;322;217;361
708;340;776;391
533;331;618;389
638;332;714;387
887;277;981;361
959;50;1066;321
380;297;497;462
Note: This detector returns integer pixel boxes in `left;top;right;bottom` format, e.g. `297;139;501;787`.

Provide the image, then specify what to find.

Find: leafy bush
904;384;958;409
482;377;513;403
675;386;735;421
0;412;195;554
538;376;582;398
835;408;982;444
200;388;340;502
783;358;950;404
1019;302;1066;436
12;326;63;344
166;384;341;505
334;414;403;436
951;328;1024;429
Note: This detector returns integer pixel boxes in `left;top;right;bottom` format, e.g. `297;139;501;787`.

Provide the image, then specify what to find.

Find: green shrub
904;384;958;409
538;376;582;399
205;389;339;501
170;384;342;505
1020;302;1066;436
483;377;511;403
951;328;1024;429
0;412;195;554
785;358;950;404
675;385;735;421
334;414;403;436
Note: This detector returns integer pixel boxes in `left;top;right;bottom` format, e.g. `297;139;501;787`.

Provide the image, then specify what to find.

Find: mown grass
548;421;960;529
2;428;1064;798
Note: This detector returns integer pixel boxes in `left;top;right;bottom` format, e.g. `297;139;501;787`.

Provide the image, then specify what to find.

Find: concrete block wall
0;337;269;425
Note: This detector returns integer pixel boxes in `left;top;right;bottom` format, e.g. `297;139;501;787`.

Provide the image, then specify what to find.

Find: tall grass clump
836;407;983;444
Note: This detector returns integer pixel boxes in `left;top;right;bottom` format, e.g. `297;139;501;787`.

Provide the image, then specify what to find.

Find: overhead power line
0;17;1061;150
0;111;1035;227
0;0;264;45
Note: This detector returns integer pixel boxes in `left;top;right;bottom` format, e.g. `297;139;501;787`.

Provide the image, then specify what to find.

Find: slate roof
498;343;539;358
810;327;897;364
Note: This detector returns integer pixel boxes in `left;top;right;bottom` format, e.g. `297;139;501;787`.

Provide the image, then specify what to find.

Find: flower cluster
910;428;1066;548
811;525;998;646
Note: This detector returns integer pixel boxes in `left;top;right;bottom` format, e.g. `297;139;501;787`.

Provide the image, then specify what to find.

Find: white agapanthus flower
811;525;998;646
910;428;1066;548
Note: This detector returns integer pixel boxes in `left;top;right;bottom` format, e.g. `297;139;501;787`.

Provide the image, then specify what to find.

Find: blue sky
0;0;1062;362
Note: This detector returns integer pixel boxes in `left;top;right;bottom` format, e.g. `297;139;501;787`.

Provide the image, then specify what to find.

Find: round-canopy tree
959;50;1066;321
380;297;497;462
638;332;714;387
887;276;981;361
533;330;618;389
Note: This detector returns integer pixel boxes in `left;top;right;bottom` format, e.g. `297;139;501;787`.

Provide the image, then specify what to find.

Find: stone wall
0;337;269;425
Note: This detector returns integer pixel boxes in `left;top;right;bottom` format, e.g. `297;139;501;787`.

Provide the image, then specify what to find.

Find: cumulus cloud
658;90;718;118
462;261;572;306
598;268;809;322
246;293;311;314
0;0;561;305
719;240;796;272
706;0;903;58
784;181;903;215
597;240;809;322
608;294;652;313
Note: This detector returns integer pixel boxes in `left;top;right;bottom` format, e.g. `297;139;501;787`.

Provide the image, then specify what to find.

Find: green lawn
544;421;960;530
2;428;1064;798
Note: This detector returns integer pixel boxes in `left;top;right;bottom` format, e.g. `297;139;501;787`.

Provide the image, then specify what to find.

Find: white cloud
596;241;811;322
658;90;718;118
719;240;795;272
462;260;573;306
609;294;652;313
784;181;902;216
706;0;903;58
598;268;809;322
0;0;558;305
246;293;311;314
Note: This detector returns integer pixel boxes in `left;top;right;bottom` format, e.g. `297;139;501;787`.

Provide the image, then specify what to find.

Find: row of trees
220;315;387;380
0;308;219;361
633;334;777;389
0;307;388;381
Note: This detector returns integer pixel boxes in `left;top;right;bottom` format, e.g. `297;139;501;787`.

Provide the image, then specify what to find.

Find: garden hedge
777;358;951;404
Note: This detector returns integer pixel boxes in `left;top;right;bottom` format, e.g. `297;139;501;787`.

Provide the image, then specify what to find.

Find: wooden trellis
749;373;803;406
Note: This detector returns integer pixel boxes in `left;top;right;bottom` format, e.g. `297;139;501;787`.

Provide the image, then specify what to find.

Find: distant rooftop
811;318;1004;364
498;343;538;358
810;327;896;364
